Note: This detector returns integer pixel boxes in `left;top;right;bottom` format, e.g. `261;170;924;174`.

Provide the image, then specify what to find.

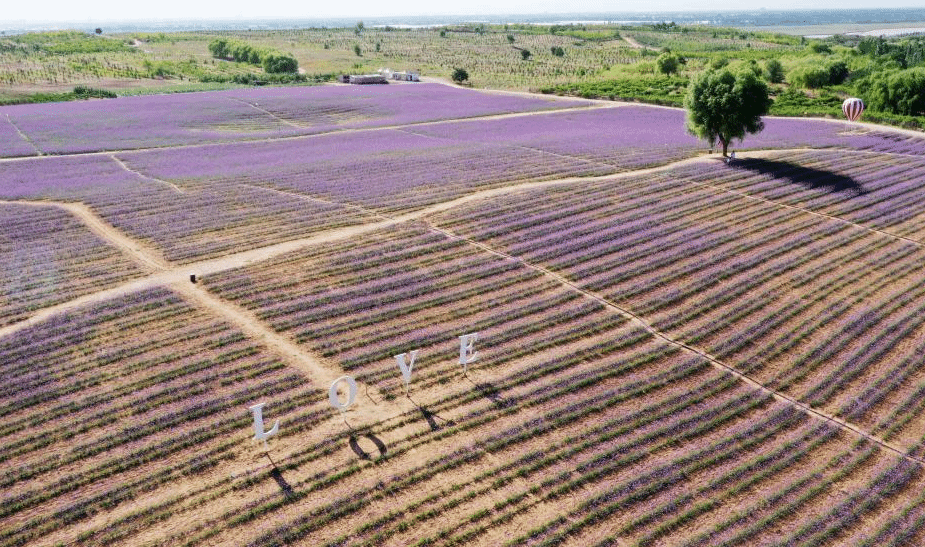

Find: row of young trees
207;39;298;74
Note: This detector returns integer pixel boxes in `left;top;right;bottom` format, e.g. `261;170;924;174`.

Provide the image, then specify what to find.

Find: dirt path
170;281;343;387
621;34;645;49
0;199;170;270
110;154;185;194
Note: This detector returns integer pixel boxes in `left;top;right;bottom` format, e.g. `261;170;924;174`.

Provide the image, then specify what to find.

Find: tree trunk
720;137;729;157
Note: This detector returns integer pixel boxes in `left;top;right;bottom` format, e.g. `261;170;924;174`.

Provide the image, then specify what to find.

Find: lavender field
0;84;591;155
3;83;925;546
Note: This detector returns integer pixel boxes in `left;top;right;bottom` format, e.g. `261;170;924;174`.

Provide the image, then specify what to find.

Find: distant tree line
208;39;298;73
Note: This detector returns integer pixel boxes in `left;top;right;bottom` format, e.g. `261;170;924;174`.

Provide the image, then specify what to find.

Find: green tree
550;46;564;57
764;59;785;83
656;53;680;76
865;67;925;115
262;53;298;73
521;49;531;60
451;67;469;83
684;68;772;157
353;44;361;56
809;42;831;54
208;39;226;58
507;34;515;44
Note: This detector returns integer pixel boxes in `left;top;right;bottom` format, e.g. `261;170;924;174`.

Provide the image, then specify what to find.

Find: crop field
0;84;591;155
3;83;925;546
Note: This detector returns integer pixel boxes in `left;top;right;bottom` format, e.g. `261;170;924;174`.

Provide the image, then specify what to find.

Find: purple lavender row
119;128;613;212
438;171;742;261
579;206;810;301
0;287;325;542
223;83;592;128
0;84;591;156
491;176;725;258
412;105;925;165
681;151;925;240
0;115;37;157
687;232;914;371
768;270;925;393
774;458;920;547
408;106;704;168
0;204;147;326
653;220;860;335
0;154;374;263
800;276;925;406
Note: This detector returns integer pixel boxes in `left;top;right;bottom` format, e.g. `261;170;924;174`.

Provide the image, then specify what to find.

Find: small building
391;70;420;82
349;74;388;84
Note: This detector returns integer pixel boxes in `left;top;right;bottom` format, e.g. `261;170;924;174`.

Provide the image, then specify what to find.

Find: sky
2;0;923;24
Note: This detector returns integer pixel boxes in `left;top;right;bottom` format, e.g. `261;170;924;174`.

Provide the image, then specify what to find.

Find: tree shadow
349;433;387;460
730;158;866;196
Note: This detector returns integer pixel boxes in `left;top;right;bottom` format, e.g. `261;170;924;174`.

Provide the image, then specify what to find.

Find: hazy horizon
3;3;925;25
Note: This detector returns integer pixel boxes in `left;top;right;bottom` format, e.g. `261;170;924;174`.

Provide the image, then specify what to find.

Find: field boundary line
226;96;306;129
238;183;393;220
3;113;43;156
110;154;185;194
422;221;925;468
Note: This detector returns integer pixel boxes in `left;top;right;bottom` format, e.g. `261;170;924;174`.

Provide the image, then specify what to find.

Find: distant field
4;83;925;546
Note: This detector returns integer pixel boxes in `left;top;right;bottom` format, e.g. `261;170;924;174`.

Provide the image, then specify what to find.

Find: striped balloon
842;97;865;122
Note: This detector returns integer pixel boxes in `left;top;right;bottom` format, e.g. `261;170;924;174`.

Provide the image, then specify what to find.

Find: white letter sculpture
329;375;358;412
248;403;279;447
394;350;418;395
459;332;479;374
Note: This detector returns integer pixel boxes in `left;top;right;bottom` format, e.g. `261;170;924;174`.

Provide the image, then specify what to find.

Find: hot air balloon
842;97;865;122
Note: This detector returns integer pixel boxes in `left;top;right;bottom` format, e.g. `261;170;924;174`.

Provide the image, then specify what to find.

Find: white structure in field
248;403;279;446
377;67;420;82
248;332;479;442
348;74;388;84
329;375;358;411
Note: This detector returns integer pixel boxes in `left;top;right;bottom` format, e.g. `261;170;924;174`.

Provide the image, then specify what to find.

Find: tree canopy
656;53;680;76
864;67;925;116
451;67;469;84
684;68;772;157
